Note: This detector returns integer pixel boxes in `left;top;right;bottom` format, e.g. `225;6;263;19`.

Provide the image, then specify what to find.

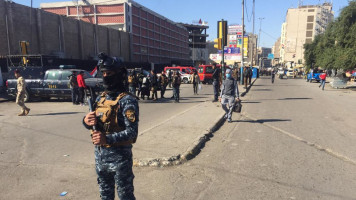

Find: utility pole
192;33;195;66
258;17;265;48
251;0;255;66
221;19;225;81
30;0;32;54
240;0;245;85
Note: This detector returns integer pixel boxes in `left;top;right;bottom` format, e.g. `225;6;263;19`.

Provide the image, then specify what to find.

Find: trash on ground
60;191;68;196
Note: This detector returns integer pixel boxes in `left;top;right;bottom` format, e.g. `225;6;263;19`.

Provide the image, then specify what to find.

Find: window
306;31;313;37
83;71;93;78
46;71;61;80
60;71;72;80
305;38;312;44
307;16;314;22
308;9;315;12
198;67;203;73
206;67;213;73
306;23;313;30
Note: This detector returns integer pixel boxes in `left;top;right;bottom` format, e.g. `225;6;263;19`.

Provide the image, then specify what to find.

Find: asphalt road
0;84;213;200
134;77;356;200
1;78;356;200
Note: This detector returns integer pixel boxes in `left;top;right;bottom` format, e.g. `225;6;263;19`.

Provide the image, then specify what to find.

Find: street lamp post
258;17;265;48
192;33;195;66
240;0;245;85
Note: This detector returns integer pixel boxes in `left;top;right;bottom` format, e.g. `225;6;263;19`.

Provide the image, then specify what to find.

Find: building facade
272;37;281;66
179;23;209;66
282;2;334;64
247;33;258;66
258;47;272;68
41;0;190;64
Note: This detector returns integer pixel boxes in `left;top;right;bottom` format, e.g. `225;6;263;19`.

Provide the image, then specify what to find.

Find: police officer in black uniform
83;53;138;200
212;63;221;102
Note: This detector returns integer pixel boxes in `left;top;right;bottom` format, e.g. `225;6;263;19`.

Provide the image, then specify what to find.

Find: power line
244;0;252;22
261;30;278;41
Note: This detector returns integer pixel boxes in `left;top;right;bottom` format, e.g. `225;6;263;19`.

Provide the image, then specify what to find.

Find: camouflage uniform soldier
84;53;138;200
14;69;30;116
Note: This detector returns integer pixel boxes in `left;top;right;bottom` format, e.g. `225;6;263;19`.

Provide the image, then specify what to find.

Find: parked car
161;70;191;84
197;65;214;84
179;71;192;84
197;65;231;84
164;66;196;74
6;66;103;102
307;70;321;83
286;69;295;78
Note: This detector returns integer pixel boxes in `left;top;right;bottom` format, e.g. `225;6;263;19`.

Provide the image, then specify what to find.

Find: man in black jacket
212;64;221;102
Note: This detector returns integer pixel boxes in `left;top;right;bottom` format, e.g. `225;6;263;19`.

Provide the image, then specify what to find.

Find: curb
133;78;259;167
133;112;226;168
241;78;257;97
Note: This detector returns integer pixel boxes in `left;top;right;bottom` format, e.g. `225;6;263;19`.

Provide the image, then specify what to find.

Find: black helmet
97;52;122;72
97;52;127;92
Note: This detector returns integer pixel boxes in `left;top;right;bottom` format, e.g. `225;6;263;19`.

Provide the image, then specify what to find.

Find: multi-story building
247;33;258;66
272;37;281;66
40;0;190;64
258;47;272;68
179;23;209;66
282;2;334;64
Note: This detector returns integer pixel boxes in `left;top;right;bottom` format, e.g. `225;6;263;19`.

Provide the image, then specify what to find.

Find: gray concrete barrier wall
0;0;130;61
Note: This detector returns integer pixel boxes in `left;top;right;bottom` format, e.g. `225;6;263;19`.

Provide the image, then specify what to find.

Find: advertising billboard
228;25;242;35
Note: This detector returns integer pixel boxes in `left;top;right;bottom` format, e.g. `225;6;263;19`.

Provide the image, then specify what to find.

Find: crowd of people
127;69;182;102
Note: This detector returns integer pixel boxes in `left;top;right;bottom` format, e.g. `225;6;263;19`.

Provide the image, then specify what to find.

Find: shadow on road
31;112;83;116
232;119;291;123
251;89;272;91
184;96;209;99
241;101;261;104
278;97;312;100
177;100;206;104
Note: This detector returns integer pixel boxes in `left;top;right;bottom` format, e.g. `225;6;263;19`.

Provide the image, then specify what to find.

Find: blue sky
14;0;351;48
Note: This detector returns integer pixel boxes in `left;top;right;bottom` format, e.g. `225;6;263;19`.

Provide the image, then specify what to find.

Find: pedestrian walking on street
68;71;79;105
232;67;239;82
159;70;168;98
243;66;249;89
271;69;276;84
319;70;327;90
141;75;151;100
191;71;200;94
172;71;181;103
128;70;137;95
77;71;87;106
248;66;253;85
150;70;158;101
168;69;173;88
212;64;221;102
136;70;144;97
219;68;240;123
14;69;30;116
83;53;138;200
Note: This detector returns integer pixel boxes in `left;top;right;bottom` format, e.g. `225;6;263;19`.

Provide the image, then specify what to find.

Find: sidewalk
133;81;255;167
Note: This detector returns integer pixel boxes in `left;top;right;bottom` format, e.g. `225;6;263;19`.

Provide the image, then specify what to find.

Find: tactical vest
95;92;137;147
161;75;168;85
